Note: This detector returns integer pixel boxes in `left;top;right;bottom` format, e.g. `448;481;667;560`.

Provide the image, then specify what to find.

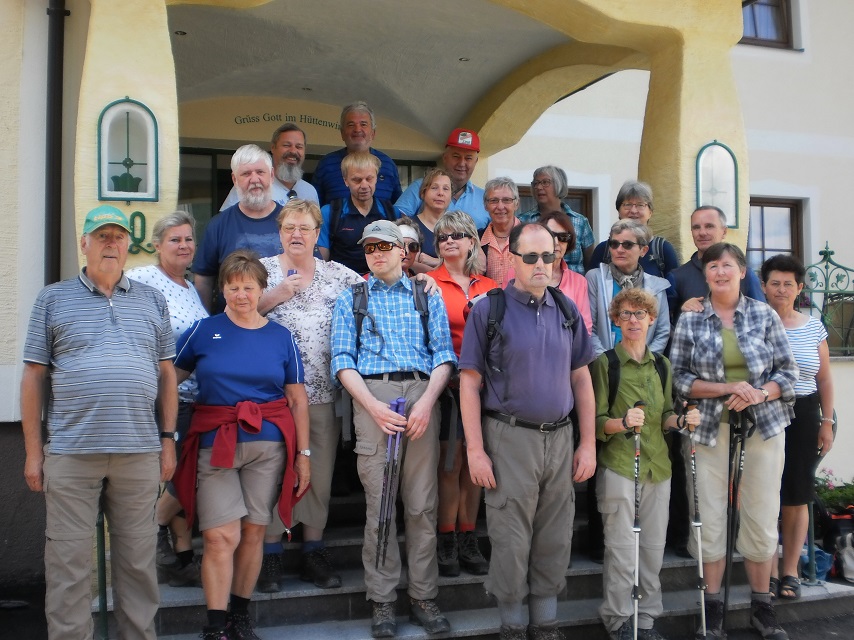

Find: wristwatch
758;387;769;402
298;449;311;457
159;431;179;442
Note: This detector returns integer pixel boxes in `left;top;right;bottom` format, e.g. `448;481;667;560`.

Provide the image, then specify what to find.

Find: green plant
815;468;854;512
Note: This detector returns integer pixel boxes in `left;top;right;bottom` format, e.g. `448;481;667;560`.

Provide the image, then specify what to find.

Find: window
746;197;802;273
741;0;793;49
517;186;593;227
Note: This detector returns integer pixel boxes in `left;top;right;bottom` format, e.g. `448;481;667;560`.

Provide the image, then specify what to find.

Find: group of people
20;98;835;640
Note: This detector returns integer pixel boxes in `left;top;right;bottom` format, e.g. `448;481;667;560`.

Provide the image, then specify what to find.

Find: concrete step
157;580;854;640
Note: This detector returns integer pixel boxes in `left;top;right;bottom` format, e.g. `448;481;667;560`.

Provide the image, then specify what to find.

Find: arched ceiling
166;0;587;147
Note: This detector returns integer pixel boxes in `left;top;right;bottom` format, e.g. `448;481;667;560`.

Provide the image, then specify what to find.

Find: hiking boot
528;621;565;640
370;601;396;638
612;620;634;640
437;531;460;576
457;530;489;575
226;611;261;640
168;555;202;588
409;598;450;634
750;599;788;640
499;624;527;640
299;547;342;589
256;553;283;593
157;528;177;566
200;625;229;640
638;626;668;640
698;598;727;639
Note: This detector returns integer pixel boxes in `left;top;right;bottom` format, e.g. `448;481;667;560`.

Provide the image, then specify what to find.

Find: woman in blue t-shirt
173;250;310;640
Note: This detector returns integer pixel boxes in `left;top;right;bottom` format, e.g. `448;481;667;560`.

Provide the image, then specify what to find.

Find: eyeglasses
486;197;517;206
405;241;421;253
608;240;643;250
281;224;317;234
620;202;648;210
511;251;557;265
531;179;553;188
436;232;471;243
287;189;298;200
363;241;398;254
618;309;649;321
552;232;572;243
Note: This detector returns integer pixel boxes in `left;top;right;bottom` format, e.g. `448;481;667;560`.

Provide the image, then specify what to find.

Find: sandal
779;575;801;600
769;576;780;598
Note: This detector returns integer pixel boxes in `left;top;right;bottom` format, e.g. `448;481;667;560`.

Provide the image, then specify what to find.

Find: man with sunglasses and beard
331;220;456;638
459;223;596;640
220;123;318;209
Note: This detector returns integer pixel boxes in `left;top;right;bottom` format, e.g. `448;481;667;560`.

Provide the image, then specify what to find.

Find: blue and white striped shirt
330;274;456;379
23;270;175;454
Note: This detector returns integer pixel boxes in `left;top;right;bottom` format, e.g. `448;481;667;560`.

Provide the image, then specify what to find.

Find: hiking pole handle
624;400;646;438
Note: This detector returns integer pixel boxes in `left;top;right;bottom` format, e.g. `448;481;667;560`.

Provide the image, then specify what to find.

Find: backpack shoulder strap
330;198;345;238
649;236;666;274
605;349;620;413
652;351;668;396
412;279;430;345
351;281;368;353
378;199;396;221
485;288;505;342
546;286;576;330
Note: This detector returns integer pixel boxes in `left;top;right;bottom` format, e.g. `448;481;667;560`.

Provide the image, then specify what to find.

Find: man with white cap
21;204;178;640
395;128;489;229
331;219;456;638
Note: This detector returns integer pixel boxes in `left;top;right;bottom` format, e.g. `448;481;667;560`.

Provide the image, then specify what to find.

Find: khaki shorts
196;441;285;531
687;421;784;563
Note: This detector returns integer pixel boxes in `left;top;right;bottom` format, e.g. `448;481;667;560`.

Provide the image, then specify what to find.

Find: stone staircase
92;490;854;639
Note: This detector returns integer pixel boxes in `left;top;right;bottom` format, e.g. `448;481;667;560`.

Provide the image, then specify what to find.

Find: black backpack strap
485;288;505;343
652;351;668;396
546;286;576;330
330;198;345;239
351;281;368;353
605;349;620;414
412;279;430;345
649;236;666;275
378;199;396;221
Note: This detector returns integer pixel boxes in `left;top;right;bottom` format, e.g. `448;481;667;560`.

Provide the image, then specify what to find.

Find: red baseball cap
445;128;480;152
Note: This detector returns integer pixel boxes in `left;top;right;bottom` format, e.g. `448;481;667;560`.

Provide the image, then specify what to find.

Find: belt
484;410;572;433
363;371;426;382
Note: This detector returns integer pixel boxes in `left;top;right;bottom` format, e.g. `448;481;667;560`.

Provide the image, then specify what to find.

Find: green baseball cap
82;205;132;235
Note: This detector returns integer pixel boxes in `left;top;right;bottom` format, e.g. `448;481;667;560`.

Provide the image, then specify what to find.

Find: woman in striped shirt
761;255;835;601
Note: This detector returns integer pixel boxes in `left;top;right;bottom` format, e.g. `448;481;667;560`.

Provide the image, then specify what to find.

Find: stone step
157;580;854;640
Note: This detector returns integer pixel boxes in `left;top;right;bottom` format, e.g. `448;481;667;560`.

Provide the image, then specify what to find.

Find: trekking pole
625;400;646;640
378;398;408;567
375;430;394;569
684;401;707;638
723;410;750;631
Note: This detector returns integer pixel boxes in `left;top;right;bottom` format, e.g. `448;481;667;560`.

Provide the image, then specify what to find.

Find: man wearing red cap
396;128;489;229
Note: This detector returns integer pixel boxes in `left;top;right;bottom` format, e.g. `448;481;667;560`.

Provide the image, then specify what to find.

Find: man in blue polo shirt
459;222;596;640
312;101;402;206
21;205;178;640
194;144;284;312
318;152;399;274
395;128;490;230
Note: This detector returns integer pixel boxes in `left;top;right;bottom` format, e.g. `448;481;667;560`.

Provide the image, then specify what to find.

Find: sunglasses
363;241;398;255
511;251;557;265
552;232;572;243
618;309;649;321
405;241;421;253
608;240;642;250
436;232;471;243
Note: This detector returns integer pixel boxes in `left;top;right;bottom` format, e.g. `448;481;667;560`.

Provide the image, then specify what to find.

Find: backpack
603;348;668;413
484;285;577;347
351;279;430;352
603;235;667;275
329;198;395;239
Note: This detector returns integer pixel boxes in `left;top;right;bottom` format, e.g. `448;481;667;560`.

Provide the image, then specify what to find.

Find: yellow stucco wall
74;0;180;270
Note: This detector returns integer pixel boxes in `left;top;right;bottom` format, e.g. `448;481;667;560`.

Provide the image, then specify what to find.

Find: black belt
484;410;572;433
363;371;426;382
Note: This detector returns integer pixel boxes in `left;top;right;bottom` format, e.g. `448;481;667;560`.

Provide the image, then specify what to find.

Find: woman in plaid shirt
670;242;797;640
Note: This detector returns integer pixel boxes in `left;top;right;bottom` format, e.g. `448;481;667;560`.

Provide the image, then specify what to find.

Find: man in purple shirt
459;223;596;640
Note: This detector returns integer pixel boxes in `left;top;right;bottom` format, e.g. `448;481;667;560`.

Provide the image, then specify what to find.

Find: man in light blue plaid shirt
331;220;456;638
